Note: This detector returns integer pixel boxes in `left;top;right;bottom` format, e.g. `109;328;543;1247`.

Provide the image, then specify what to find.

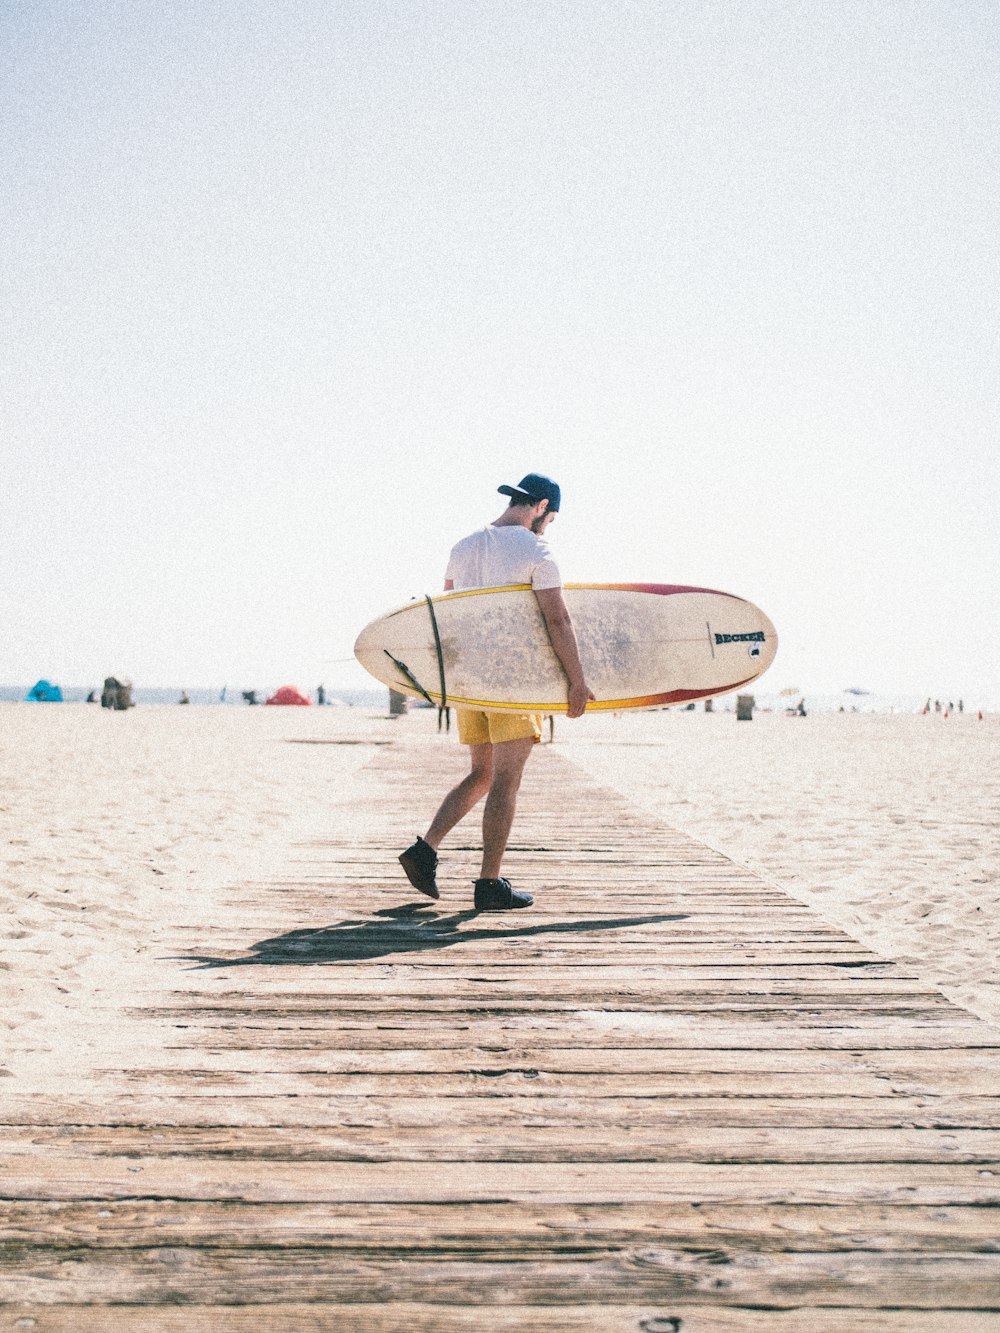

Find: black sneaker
398;836;439;899
473;877;533;911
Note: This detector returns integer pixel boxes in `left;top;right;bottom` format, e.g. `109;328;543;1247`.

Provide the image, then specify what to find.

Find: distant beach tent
26;679;63;702
265;685;311;706
843;687;871;696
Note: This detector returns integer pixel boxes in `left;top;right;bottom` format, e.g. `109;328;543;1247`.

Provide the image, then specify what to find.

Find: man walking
399;474;593;911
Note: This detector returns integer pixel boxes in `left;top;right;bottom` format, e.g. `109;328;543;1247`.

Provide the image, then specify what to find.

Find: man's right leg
424;744;493;850
399;743;492;900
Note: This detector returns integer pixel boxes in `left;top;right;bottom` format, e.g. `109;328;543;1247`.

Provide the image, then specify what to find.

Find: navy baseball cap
498;472;561;513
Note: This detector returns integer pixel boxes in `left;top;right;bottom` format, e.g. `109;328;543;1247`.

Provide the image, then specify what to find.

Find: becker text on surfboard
714;631;766;645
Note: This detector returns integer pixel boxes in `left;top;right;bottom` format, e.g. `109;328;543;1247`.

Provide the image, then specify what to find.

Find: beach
562;708;1000;1027
2;700;998;1100
0;703;393;1091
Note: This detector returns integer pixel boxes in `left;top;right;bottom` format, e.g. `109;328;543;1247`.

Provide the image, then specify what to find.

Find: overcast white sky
2;1;998;704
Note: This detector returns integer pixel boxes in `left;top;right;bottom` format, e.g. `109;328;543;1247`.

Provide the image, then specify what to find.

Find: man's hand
567;679;596;719
534;588;593;719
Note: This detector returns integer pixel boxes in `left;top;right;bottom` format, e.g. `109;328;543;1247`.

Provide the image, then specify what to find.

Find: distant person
86;690;96;703
101;677;133;709
317;684;326;705
398;474;593;912
242;690;258;706
796;698;807;716
179;691;190;705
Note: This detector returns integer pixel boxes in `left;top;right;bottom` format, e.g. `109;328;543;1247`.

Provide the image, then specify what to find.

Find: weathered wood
142;985;958;1010
4;1124;998;1164
4;1199;999;1252
4;1159;1000;1205
145;972;946;993
105;1068;998;1097
5;736;999;1321
3;1305;999;1332
4;1093;998;1129
2;1246;999;1308
116;1021;1000;1051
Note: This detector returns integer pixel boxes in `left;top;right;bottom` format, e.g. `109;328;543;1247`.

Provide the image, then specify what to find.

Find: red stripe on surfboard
444;674;766;713
565;582;746;600
605;674;764;710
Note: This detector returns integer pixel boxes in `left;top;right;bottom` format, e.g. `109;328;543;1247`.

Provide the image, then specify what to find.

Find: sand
561;708;1000;1026
0;702;394;1091
2;701;998;1100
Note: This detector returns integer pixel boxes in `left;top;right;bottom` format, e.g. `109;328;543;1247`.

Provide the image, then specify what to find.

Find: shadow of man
181;903;690;969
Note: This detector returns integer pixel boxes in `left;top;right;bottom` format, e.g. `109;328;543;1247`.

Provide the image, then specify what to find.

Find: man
399;473;593;911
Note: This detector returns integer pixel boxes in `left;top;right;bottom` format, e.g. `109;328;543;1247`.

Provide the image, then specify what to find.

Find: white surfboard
354;582;777;713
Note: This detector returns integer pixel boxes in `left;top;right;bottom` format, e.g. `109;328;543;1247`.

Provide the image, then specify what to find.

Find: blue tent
26;679;63;702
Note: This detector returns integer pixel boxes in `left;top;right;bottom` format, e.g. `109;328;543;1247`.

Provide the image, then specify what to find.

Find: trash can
388;689;409;716
736;693;754;721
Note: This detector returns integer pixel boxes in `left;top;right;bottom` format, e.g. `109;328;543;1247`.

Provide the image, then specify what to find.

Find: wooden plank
139;983;957;1007
29;1045;1000;1077
3;1305;999;1332
145;972;944;992
115;1021;1000;1050
5;1094;998;1130
106;1069;999;1097
153;974;932;993
158;1029;993;1057
4;1124;998;1165
11;1073;997;1107
13;1041;1000;1077
4;1199;999;1253
4;1159;999;1205
145;1001;969;1022
2;1246;999;1308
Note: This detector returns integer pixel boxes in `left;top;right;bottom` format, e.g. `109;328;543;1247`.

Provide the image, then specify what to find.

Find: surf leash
424;594;448;731
382;651;434;708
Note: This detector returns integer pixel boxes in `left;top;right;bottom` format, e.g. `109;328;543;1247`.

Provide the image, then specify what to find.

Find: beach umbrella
779;686;800;697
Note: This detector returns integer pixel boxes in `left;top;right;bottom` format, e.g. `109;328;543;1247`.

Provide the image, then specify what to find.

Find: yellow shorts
456;709;543;746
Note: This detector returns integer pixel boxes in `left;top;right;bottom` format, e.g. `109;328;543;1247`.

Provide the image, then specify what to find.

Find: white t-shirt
445;525;561;592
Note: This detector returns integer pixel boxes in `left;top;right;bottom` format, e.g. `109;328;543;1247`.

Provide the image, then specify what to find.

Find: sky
2;0;998;705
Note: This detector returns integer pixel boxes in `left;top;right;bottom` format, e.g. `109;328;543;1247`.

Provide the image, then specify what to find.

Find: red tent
265;685;311;706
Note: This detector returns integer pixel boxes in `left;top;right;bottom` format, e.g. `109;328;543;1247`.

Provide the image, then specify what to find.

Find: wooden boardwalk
3;732;1000;1330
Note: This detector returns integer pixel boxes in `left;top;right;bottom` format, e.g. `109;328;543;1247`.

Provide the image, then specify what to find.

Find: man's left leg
480;736;534;878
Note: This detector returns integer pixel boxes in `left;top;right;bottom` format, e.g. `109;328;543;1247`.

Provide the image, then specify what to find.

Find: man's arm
533;586;594;719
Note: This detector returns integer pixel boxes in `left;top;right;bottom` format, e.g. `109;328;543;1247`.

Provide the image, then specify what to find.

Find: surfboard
354;582;777;713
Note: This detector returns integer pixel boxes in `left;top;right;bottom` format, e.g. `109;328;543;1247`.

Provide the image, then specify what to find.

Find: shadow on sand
181;903;690;969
